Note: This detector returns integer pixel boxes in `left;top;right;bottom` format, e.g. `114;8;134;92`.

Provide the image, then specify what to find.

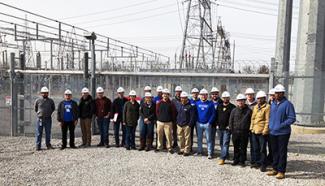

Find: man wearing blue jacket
195;89;216;159
267;84;296;180
175;92;197;156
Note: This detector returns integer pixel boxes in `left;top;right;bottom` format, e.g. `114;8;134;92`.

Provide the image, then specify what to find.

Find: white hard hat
236;94;246;100
64;89;72;95
175;86;182;92
180;92;188;98
156;86;163;92
162;88;170;94
144;86;151;91
245;88;255;94
256;91;267;98
199;89;208;95
144;92;152;97
129;90;136;96
210;87;219;93
117;87;125;93
191;88;199;93
81;87;89;93
40;87;49;93
268;88;275;95
221;91;231;98
274;84;285;93
96;87;104;93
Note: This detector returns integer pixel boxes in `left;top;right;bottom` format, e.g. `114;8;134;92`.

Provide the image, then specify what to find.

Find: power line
73;3;175;25
59;0;160;20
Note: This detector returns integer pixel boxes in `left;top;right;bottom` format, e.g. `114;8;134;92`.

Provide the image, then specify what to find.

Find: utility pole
10;53;17;136
232;40;235;72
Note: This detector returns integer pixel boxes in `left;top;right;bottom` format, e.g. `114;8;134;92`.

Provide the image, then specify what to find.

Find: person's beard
42;95;48;99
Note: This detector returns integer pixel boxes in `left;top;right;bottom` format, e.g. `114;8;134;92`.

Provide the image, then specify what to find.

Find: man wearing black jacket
79;87;95;147
57;89;79;150
229;94;252;167
139;92;156;151
216;91;236;165
175;92;196;156
111;87;129;147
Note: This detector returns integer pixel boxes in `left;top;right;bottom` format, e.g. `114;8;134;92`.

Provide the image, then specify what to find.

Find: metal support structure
83;52;89;88
10;52;17;136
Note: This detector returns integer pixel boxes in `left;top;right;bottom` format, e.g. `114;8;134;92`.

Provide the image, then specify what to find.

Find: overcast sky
1;0;300;67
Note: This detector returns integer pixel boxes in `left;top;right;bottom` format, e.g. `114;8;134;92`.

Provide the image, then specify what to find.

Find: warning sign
5;96;11;106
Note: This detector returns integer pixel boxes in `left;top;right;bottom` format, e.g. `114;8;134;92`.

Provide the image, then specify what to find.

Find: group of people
34;83;296;180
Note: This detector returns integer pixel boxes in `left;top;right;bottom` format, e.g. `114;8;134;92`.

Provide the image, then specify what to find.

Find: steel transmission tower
180;0;232;72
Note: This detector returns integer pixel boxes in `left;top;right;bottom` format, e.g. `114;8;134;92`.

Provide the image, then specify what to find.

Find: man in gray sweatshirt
34;87;55;151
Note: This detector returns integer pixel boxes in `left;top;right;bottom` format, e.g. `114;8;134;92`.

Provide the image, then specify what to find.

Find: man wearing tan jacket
250;91;270;172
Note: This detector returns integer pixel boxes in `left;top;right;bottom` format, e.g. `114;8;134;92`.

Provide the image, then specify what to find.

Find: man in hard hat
189;87;200;151
210;87;223;157
139;92;156;151
267;84;296;179
94;87;112;148
155;88;177;154
34;86;55;151
154;86;163;104
57;89;79;150
175;92;196;156
112;87;129;147
215;91;236;165
78;87;95;147
229;94;252;167
195;88;216;159
171;85;183;149
123;90;140;150
139;86;153;149
268;88;275;105
245;87;257;166
250;91;270;172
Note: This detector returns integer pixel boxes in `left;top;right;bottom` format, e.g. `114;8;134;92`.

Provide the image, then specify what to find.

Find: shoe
218;160;225;165
194;152;202;156
260;166;267;172
145;147;151;152
70;145;77;149
36;147;41;151
239;162;246;167
177;151;183;155
275;172;285;179
250;163;258;169
46;144;54;150
78;144;85;148
154;149;161;153
86;144;91;148
120;144;125;147
105;144;110;148
231;161;239;166
115;144;120;148
183;152;190;157
208;155;213;159
126;147;131;150
97;143;104;147
168;149;174;154
138;147;145;151
60;146;66;150
131;147;137;150
267;169;278;176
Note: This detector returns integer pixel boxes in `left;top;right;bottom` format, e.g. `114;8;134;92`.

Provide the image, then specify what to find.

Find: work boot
231;161;239;166
218;160;225;165
267;169;278;176
145;139;153;152
138;138;145;151
275;172;285;179
260;166;267;172
46;144;54;150
183;152;190;157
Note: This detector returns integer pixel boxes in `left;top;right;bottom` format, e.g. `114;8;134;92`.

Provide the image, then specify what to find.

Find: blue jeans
211;127;217;155
218;129;231;160
126;125;136;148
97;117;109;145
35;117;52;148
252;133;267;166
114;120;126;146
269;134;290;173
196;122;212;155
140;119;154;144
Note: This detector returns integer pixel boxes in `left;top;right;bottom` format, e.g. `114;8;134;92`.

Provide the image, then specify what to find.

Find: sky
1;0;300;68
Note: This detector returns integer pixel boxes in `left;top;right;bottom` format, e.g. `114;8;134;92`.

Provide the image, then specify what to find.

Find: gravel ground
0;134;325;186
